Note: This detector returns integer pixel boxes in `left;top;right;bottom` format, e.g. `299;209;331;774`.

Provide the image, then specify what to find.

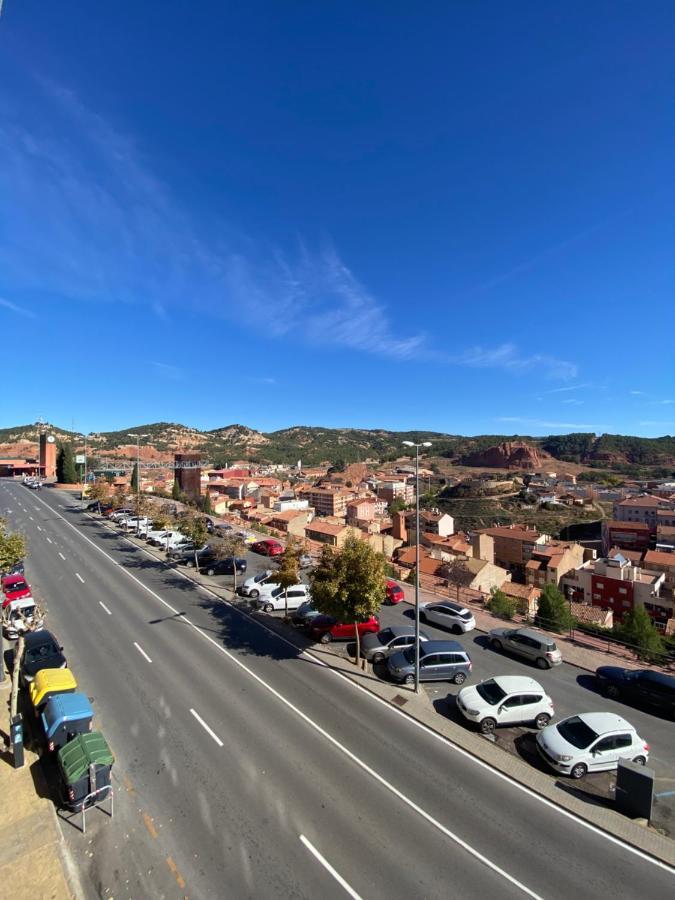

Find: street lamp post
402;439;432;693
127;433;148;533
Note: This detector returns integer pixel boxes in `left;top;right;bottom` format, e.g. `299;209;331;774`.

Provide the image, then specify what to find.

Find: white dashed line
189;708;223;747
46;537;53;544
37;525;42;532
300;835;362;900
75;573;85;583
134;642;152;663
58;552;66;560
99;601;112;615
29;515;33;521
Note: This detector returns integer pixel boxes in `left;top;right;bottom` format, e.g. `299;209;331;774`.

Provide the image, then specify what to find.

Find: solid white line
134;641;152;663
299;835;362;900
75;572;85;583
58;552;66;560
189;708;223;747
99;601;112;615
46;537;53;544
29;489;675;877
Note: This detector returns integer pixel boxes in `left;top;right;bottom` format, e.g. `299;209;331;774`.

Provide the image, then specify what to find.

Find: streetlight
80;433;94;508
402;439;432;693
127;433;148;533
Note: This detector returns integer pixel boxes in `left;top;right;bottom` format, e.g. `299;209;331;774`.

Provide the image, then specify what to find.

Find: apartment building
376;478;415;505
642;550;675;597
297;486;353;517
612;494;675;530
476;525;547;579
524;540;586;589
602;519;652;555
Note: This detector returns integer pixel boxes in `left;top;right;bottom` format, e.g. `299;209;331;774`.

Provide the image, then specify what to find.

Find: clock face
47;435;56;443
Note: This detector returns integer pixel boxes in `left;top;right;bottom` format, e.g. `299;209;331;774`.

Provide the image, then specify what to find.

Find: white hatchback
536;712;649;779
254;583;311;612
457;675;554;735
420;601;476;634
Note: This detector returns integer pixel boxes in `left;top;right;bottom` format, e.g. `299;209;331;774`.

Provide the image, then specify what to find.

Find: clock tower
39;432;57;479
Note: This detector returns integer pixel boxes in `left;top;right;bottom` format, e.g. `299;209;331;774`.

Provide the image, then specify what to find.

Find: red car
385;580;405;604
251;539;284;557
1;574;32;609
310;615;380;644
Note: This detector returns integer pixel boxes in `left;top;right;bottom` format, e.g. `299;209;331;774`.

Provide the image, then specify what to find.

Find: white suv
457;675;554;735
536;712;649;779
255;583;311;613
420;601;476;634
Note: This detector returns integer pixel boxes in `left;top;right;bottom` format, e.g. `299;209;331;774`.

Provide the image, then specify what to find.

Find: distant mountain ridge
0;422;674;470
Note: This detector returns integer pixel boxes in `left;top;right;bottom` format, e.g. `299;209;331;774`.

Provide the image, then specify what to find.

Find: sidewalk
0;684;79;900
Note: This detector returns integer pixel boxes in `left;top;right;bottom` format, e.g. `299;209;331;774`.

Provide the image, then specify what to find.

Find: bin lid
57;731;114;784
29;668;77;708
42;693;93;739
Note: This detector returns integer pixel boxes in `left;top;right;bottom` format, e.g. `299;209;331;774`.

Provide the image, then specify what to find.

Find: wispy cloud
0;296;36;318
496;416;594;429
649;399;675;405
246;376;277;385
542;382;593;394
150;361;182;380
629;390;646;396
639;421;675;428
455;344;577;380
562;398;584;405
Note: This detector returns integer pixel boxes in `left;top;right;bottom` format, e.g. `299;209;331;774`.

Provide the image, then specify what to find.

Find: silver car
360;626;431;664
489;627;562;669
420;601;476;634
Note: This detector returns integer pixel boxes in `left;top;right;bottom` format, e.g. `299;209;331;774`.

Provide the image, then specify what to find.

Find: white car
536;712;649;780
420;601;476;634
109;508;133;522
137;520;156;538
254;583;311;613
119;516;151;530
145;528;169;543
457;675;554;735
239;570;274;598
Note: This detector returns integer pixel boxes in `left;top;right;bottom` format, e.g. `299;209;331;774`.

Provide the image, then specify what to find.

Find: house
524;541;586;589
423;532;472;559
612;494;675;530
643;550;675;598
570;601;613;629
268;509;312;534
499;582;541;618
304;521;359;548
346;496;378;524
476;525;547;580
404;509;454;538
602;520;652;555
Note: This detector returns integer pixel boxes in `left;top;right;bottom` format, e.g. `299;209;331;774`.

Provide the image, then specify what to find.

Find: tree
405;566;417;585
130;463;139;493
179;512;210;568
438;557;474;603
86;479;110;512
56;443;79;484
535;583;573;633
200;492;213;515
0;529;26;574
217;533;247;593
486;588;517;620
617;606;665;662
275;539;301;619
309;536;385;664
388;497;407;515
110;486;128;510
172;478;182;501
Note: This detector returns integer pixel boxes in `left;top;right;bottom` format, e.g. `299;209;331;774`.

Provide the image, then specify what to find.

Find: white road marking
300;836;362;900
29;488;675;878
58;552;66;560
75;573;85;583
134;642;152;663
46;537;53;544
37;525;42;532
99;601;112;615
28;515;33;520
58;503;65;508
189;708;223;747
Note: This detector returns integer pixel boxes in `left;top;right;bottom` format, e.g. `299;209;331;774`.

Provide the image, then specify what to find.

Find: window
593;737;616;753
593;593;600;600
597;583;604;590
619;587;627;595
614;735;633;750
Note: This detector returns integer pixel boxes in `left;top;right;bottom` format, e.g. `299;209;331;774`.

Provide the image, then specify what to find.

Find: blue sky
1;2;674;438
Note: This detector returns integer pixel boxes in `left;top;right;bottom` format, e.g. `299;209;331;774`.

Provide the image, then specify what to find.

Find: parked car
420;601;476;634
137;520;156;538
255;583;311;613
595;667;675;719
214;523;233;535
291;600;322;629
164;533;192;552
360;625;431;663
119;516;152;531
1;560;25;577
20;629;67;684
85;500;111;513
310;615;380;644
251;539;284;557
239;570;275;598
536;712;649;779
387;640;472;685
2;598;42;639
200;557;247;577
489;627;562;669
169;544;212;564
1;574;32;608
298;554;314;569
457;675;554;734
145;528;170;544
385;580;405;605
109;508;133;522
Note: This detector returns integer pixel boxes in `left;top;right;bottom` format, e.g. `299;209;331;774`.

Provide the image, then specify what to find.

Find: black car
21;629;67;684
198;557;247;576
1;560;24;577
596;666;675;718
205;518;215;534
86;500;112;513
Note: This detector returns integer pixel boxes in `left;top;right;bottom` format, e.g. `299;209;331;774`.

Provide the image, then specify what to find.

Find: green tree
486;588;517;620
216;533;247;593
56;443;79;484
200;492;213;515
179;512;210;567
388;497;407;515
438;557;474;603
309;536;385;663
405;566;417;585
0;529;27;573
275;539;301;619
535;583;573;633
617;606;665;662
130;463;139;493
86;479;110;512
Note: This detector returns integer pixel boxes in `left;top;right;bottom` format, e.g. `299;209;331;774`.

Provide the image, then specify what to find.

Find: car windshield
271;586;283;598
254;573;268;583
378;628;395;645
459;610;473;620
403;646;421;664
556;717;599;749
27;642;58;660
6;581;28;592
476;679;507;705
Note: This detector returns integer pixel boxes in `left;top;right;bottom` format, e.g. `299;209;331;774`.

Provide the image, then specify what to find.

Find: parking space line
99;601;112;615
58;552;66;560
134;642;152;663
75;572;85;583
189;708;223;747
300;835;362;900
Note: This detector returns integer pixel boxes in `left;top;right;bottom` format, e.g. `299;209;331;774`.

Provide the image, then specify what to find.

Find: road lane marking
166;857;186;890
46;537;53;544
29;515;33;520
142;812;158;839
28;487;675;877
189;708;223;747
99;601;112;615
134;642;152;663
300;836;362;900
37;525;42;532
58;552;66;560
75;573;85;583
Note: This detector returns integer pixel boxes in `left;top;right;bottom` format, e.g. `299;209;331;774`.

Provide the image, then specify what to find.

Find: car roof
421;640;466;653
2;574;24;585
383;625;416;636
515;627;554;643
25;629;58;647
638;670;675;687
429;601;465;612
573;712;636;733
490;675;544;693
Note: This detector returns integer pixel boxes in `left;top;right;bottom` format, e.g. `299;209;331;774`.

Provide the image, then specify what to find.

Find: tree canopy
535;584;573;633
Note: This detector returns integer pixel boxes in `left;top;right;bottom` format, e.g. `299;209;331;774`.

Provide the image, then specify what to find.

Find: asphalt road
2;480;674;900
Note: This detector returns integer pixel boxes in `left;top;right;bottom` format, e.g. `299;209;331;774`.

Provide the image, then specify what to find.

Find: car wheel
264;603;274;613
606;684;620;700
632;755;647;766
479;717;497;735
490;638;502;652
536;657;550;670
373;652;385;664
250;589;259;599
320;632;332;644
452;625;463;635
453;672;467;685
206;568;215;577
535;713;551;730
570;762;587;780
404;673;415;685
186;560;194;568
420;612;427;623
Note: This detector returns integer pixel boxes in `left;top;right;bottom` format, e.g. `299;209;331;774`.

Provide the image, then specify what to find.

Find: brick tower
174;453;201;500
39;433;57;479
